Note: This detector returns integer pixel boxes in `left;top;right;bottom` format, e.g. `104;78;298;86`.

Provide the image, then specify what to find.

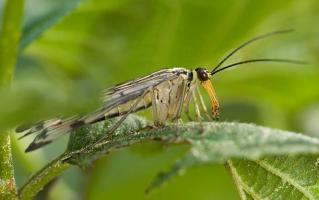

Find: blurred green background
1;0;319;199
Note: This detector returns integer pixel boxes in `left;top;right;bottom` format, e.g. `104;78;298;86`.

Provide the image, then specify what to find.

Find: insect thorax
151;68;196;125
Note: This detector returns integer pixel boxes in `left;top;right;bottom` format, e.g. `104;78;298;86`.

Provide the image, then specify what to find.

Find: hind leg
192;91;204;133
72;89;150;155
196;87;212;121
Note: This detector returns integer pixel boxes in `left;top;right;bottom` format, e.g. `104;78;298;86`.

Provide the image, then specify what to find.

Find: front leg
183;86;194;121
173;79;187;120
196;87;212;120
192;91;204;133
192;90;202;121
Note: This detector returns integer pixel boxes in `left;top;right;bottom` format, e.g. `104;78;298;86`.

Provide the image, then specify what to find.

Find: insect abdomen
104;92;152;119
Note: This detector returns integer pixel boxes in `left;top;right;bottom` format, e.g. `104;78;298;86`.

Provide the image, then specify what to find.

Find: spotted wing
16;68;186;152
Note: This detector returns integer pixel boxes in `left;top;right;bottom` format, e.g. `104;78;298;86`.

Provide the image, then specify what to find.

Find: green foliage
0;0;23;85
16;115;319;199
0;0;101;131
0;0;24;198
144;121;319;194
0;0;318;130
18;155;70;200
228;155;319;199
66;115;149;166
0;134;17;199
20;0;81;50
66;116;319;168
0;0;319;199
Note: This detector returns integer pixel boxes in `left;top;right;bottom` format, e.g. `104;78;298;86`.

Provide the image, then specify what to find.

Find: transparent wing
16;68;186;152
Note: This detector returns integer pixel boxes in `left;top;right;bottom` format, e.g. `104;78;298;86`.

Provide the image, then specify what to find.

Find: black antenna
211;58;307;76
211;29;294;74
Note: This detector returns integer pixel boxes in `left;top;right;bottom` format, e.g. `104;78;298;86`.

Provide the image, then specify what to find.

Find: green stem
0;134;17;199
0;0;24;85
0;0;24;199
18;154;71;200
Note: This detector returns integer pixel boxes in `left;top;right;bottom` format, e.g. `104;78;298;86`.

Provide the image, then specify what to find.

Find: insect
16;29;304;152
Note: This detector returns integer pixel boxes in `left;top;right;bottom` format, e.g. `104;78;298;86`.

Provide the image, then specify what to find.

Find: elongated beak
201;79;220;119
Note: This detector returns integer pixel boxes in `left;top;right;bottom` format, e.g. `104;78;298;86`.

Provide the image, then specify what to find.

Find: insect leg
174;80;188;120
171;79;188;135
192;91;202;122
192;90;204;132
183;83;196;121
184;93;193;121
108;91;150;138
76;89;149;155
151;87;160;126
196;87;212;120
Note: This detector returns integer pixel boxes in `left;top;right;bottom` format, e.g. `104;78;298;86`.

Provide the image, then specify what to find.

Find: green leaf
20;0;81;50
227;155;319;200
19;115;319;199
63;115;319;195
145;122;319;194
18;115;149;199
65;115;150;167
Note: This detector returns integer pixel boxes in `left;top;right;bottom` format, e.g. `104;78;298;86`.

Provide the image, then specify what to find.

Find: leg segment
77;89;150;154
184;93;193;121
192;91;202;122
151;87;160;126
173;80;188;120
192;90;204;132
196;87;212;120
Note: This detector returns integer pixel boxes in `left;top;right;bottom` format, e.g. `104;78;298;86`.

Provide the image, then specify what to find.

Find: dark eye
195;67;209;81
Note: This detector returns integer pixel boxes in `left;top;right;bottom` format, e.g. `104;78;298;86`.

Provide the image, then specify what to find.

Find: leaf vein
227;160;263;200
255;160;314;200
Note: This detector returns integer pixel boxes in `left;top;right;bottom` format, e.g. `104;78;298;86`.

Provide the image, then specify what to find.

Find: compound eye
195;68;209;81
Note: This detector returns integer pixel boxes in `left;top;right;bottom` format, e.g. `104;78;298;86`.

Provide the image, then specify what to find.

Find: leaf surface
146;122;319;194
228;155;319;200
64;115;319;198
